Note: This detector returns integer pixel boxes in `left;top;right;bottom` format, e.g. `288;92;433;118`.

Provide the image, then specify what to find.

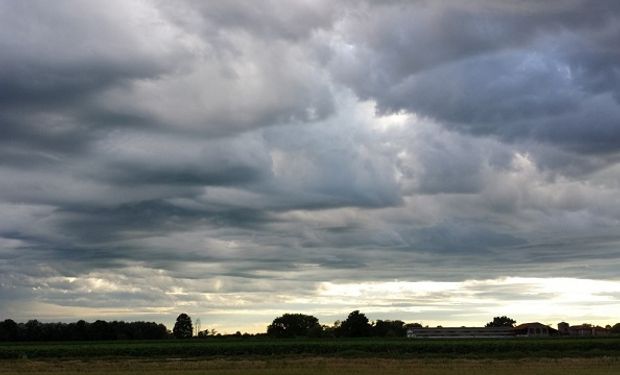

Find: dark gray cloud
0;0;189;166
1;0;620;329
328;0;620;153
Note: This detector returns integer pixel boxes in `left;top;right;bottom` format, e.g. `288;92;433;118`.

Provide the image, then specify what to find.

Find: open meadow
2;357;620;375
1;338;620;374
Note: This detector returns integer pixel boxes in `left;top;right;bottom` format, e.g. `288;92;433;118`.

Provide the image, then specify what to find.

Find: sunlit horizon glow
4;277;619;334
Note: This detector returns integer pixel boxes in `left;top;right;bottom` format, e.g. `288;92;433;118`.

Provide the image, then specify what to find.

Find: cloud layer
1;0;620;331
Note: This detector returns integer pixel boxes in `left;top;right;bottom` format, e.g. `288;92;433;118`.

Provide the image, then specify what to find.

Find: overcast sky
1;0;620;333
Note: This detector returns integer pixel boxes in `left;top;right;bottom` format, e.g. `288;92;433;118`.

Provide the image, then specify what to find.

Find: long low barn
408;327;515;338
408;323;558;338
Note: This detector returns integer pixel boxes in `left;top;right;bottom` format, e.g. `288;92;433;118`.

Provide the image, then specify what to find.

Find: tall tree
372;320;406;337
336;310;371;337
173;313;193;339
0;319;18;341
267;313;322;338
485;316;516;328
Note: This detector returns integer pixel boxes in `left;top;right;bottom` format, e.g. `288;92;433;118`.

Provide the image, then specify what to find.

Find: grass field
1;338;620;374
1;337;620;360
2;357;620;375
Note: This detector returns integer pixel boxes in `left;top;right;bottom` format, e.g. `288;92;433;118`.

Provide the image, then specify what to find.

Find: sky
1;0;620;334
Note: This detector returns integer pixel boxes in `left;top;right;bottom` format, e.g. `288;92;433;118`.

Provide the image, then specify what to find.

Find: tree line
141;313;620;340
0;319;168;341
171;311;424;339
0;311;420;341
265;310;423;338
3;312;620;341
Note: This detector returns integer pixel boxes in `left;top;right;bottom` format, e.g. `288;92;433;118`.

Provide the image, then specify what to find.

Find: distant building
513;322;557;337
406;322;611;339
568;324;593;336
407;322;557;339
408;326;515;339
562;323;611;337
592;326;610;336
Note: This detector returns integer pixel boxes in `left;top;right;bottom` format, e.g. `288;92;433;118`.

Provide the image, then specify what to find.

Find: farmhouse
558;322;611;337
513;322;557;337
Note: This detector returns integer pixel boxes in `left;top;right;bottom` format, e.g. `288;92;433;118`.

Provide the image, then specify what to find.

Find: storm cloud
1;0;620;331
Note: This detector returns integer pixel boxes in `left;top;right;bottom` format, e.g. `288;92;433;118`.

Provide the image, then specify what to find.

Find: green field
2;357;620;375
1;338;620;375
1;337;620;359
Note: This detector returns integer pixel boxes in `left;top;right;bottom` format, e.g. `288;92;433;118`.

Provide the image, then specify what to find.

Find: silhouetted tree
611;323;620;334
267;313;322;338
485;316;516;327
372;320;406;337
173;313;193;339
405;322;423;330
336;310;371;337
0;319;168;342
197;328;219;338
0;319;18;341
24;320;44;341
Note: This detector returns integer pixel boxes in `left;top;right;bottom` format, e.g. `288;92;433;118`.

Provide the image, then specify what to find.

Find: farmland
1;337;620;360
2;357;620;375
2;338;620;374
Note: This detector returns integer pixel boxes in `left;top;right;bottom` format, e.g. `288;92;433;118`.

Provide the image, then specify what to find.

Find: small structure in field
560;323;611;337
592;326;611;336
513;322;557;337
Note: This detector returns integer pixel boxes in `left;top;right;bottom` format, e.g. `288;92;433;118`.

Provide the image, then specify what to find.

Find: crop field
1;337;620;360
